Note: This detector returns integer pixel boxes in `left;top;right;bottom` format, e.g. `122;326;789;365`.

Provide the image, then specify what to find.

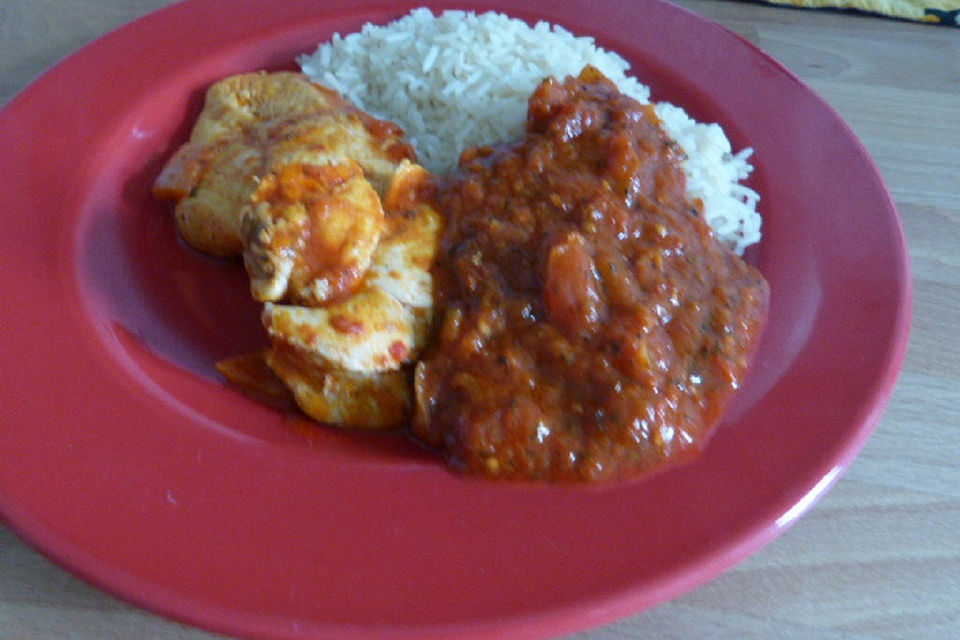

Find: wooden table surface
1;1;957;638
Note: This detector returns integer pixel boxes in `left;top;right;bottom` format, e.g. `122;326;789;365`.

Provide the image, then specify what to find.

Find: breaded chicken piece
265;348;412;430
153;71;414;256
242;161;385;306
216;347;412;429
155;72;437;429
263;161;438;372
260;162;441;427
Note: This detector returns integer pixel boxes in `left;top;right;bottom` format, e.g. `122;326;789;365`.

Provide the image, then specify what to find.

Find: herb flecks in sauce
413;67;769;481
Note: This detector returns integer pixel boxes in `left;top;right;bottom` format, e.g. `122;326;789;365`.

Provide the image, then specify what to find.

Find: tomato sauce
413;68;769;481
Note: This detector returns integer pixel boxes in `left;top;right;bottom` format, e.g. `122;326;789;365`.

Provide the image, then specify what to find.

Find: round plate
0;1;910;639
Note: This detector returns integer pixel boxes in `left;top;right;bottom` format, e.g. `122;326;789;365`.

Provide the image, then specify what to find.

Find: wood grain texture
1;1;957;638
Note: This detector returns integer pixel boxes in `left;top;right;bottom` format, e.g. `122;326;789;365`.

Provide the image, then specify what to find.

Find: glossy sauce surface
413;68;769;481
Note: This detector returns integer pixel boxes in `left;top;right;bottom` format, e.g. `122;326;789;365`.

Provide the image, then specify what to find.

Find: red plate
0;0;910;638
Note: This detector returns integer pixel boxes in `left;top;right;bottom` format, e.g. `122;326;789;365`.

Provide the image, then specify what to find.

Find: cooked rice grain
299;8;761;253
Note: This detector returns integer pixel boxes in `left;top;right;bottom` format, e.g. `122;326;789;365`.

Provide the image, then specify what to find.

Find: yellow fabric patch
756;0;960;24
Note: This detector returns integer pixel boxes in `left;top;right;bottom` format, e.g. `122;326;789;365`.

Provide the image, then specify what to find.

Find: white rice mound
299;8;761;254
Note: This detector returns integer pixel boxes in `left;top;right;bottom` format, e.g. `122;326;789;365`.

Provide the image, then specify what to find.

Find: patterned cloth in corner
756;0;960;25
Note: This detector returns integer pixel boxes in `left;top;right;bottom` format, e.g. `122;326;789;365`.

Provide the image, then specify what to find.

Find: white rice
299;8;761;253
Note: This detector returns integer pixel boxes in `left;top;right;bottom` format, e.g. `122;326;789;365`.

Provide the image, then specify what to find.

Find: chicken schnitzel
155;72;437;429
153;71;414;256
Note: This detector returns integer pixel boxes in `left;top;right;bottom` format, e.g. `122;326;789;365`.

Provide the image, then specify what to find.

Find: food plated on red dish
155;9;769;482
0;1;909;639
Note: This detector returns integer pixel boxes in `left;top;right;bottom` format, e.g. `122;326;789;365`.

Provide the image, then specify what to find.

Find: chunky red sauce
413;68;769;481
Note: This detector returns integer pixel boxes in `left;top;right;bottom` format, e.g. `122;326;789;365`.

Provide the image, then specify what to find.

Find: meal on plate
153;9;769;480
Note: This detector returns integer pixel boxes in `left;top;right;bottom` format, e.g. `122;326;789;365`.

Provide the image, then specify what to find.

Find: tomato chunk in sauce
413;67;769;481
